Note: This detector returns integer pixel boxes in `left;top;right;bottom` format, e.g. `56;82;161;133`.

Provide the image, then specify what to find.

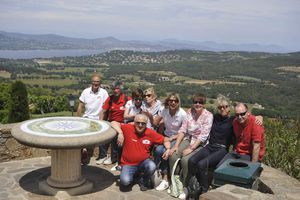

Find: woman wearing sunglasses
124;88;144;124
141;87;162;129
152;93;187;191
168;93;213;199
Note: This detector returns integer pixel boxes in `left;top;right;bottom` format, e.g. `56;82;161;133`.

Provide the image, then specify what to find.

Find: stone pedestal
39;149;94;195
47;149;85;188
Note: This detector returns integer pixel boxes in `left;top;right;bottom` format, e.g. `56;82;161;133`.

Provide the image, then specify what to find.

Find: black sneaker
139;183;148;191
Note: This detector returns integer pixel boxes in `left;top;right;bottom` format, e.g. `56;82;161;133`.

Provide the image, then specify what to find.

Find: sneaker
178;192;186;200
103;157;113;165
155;180;169;191
96;157;107;165
111;163;122;171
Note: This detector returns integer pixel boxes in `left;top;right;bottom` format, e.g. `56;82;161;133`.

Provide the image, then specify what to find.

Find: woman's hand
169;146;178;156
162;149;170;160
182;147;193;156
117;133;124;146
255;115;263;126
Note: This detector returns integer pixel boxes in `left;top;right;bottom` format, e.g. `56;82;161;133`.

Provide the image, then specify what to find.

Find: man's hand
117;133;124;146
182;147;193;156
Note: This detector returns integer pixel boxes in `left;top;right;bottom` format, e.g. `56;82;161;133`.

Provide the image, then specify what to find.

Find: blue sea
0;49;106;59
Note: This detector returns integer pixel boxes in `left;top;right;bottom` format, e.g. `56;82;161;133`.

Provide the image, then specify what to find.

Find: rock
200;184;275;200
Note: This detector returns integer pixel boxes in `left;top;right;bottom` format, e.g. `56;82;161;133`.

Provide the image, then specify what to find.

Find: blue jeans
120;158;156;187
154;141;176;174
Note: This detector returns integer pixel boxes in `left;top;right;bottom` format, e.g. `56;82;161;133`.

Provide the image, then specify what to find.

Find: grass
0;70;11;78
277;66;300;73
18;78;77;86
34;59;65;65
31;111;73;119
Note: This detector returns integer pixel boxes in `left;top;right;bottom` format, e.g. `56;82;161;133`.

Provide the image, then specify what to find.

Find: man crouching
111;114;171;191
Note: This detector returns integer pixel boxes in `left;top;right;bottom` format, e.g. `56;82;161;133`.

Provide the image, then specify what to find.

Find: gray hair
134;114;149;122
111;80;123;89
216;94;230;106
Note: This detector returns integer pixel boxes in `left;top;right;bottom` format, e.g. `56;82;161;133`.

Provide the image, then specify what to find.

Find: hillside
0;50;300;119
0;31;289;53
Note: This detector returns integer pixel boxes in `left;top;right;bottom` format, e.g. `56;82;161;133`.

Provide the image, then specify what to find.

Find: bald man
111;114;171;191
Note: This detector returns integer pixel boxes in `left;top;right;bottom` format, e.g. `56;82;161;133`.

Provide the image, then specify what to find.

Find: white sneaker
155;180;169;191
96;157;107;165
103;157;112;165
110;163;118;171
178;192;186;200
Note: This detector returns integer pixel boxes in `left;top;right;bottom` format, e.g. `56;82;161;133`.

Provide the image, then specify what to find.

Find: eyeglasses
134;98;143;101
218;105;229;110
135;121;147;126
144;94;152;98
169;99;179;103
235;111;247;118
92;80;100;83
193;100;204;105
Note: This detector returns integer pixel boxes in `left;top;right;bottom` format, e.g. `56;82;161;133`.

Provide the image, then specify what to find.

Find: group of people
77;73;265;199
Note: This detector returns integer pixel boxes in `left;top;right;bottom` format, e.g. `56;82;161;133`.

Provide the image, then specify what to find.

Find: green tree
8;81;30;123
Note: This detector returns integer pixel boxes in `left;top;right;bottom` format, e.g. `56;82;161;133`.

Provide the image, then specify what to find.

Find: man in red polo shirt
111;114;171;191
233;103;265;162
97;80;131;166
219;103;265;163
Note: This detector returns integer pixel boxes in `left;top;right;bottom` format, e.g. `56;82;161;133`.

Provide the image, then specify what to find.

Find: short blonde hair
164;93;181;108
216;94;230;106
144;87;157;99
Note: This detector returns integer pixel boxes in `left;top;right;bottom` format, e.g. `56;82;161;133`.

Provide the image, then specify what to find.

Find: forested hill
0;50;300;119
0;31;289;53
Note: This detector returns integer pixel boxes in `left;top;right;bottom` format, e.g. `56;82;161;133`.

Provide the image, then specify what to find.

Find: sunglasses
135;121;147;126
169;99;179;103
218;105;229;110
144;94;152;98
193;100;204;105
134;98;143;101
235;111;247;117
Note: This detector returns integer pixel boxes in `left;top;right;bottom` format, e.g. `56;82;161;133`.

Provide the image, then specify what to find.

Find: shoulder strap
109;94;114;108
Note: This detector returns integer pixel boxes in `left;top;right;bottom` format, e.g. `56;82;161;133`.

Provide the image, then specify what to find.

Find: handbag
151;161;162;188
169;158;184;197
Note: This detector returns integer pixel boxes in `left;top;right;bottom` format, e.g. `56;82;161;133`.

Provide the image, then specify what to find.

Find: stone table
11;117;116;195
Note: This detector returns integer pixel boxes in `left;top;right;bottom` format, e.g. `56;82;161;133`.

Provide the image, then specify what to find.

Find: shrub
7;81;30;123
263;118;300;180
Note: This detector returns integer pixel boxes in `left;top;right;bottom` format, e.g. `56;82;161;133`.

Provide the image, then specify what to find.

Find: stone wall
0;123;50;162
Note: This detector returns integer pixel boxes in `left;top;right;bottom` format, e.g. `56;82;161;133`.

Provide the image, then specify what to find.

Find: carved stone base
38;180;94;196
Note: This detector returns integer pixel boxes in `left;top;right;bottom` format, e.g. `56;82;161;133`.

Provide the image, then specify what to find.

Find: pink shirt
179;108;213;145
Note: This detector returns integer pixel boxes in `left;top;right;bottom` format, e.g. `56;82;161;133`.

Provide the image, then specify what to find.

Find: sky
0;0;299;51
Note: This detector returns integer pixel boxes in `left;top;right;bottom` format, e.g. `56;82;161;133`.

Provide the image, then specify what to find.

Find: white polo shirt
79;87;109;120
158;107;187;137
124;100;142;123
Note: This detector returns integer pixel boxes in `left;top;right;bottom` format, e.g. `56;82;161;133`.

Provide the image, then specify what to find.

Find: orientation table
12;117;116;195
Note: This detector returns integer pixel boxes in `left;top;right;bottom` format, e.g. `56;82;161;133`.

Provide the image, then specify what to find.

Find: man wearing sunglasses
219;103;265;164
111;114;171;192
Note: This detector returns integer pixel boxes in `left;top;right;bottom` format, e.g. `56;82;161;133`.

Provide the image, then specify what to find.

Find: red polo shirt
102;93;131;122
120;124;164;166
233;114;265;161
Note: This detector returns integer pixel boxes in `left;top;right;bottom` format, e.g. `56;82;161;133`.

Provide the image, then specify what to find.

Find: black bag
187;176;202;200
